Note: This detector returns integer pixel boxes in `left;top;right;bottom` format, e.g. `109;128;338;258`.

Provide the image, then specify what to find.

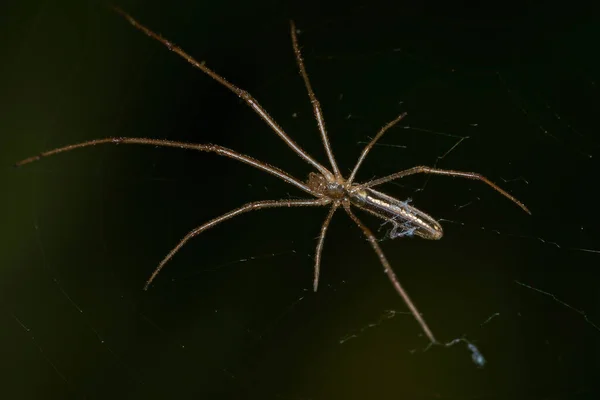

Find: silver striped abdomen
349;187;443;240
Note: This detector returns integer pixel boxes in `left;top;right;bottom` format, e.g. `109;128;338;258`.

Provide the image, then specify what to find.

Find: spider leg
347;112;408;184
343;201;438;344
15;137;318;197
113;7;333;179
313;202;339;292
145;198;330;289
361;166;531;214
289;21;340;178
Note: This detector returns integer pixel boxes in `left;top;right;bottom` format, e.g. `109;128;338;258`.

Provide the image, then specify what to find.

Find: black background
2;0;599;399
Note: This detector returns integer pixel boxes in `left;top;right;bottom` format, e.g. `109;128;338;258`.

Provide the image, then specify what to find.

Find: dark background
2;0;599;399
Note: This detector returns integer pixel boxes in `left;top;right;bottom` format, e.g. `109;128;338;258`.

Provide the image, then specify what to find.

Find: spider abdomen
350;188;443;240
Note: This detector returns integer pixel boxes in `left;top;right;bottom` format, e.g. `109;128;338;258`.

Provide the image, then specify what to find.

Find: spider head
307;172;346;199
307;172;327;193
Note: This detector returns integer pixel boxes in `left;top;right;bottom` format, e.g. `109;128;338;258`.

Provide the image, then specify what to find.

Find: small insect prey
16;8;530;348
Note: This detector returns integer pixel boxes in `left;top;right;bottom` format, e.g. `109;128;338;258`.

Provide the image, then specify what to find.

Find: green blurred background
1;0;599;398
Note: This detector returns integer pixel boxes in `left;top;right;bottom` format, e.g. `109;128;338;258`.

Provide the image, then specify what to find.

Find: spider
16;7;530;345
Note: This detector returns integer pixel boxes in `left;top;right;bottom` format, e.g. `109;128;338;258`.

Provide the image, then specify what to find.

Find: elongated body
306;171;443;240
349;187;443;240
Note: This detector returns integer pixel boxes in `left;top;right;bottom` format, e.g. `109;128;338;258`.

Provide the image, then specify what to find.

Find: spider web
2;1;599;399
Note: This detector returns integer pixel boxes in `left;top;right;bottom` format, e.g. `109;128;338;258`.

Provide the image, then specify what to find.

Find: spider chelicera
16;7;530;345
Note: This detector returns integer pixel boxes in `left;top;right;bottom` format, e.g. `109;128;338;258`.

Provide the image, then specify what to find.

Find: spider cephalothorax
306;172;347;199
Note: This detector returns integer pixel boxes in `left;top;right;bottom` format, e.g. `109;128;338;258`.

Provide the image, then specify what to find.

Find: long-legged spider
16;8;530;346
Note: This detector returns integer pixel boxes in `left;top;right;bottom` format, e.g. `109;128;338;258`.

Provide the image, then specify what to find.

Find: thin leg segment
15;137;317;196
313;202;339;292
113;7;332;179
343;202;438;344
290;21;340;178
145;198;329;289
361;166;531;214
347;112;407;184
